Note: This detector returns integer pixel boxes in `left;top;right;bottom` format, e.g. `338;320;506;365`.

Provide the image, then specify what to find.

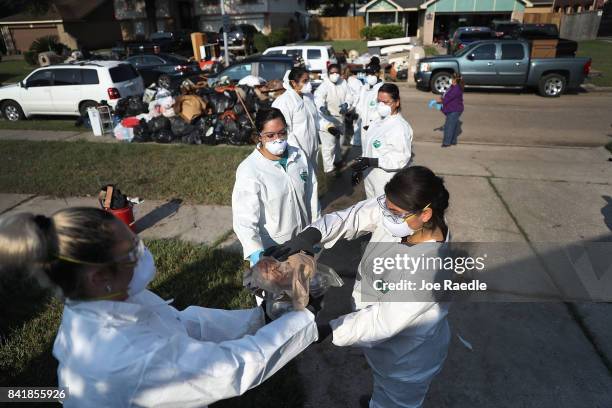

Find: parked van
262;44;338;77
0;61;144;121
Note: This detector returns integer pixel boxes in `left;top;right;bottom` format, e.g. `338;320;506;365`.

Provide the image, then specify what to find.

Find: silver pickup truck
415;39;591;97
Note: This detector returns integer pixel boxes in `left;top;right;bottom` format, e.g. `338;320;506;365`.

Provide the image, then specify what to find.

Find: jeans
442;111;462;146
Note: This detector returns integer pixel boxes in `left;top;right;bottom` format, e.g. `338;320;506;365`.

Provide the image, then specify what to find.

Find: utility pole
220;0;230;67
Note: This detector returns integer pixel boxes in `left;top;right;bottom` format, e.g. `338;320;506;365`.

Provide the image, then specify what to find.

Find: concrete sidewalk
0;194;233;246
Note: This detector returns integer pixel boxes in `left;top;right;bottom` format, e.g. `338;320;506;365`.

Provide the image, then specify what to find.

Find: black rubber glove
316;322;333;344
339;103;349;115
306;294;325;315
351;171;363;186
263;227;322;261
351;157;379;172
328;126;341;138
260;300;272;324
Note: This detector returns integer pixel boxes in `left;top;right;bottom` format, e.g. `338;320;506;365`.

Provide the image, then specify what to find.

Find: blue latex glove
435;103;442;111
428;99;438;109
249;249;264;266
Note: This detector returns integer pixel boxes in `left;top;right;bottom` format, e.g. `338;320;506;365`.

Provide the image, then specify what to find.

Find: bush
23;51;38;66
360;24;404;40
29;35;67;55
253;33;270;54
253;29;288;53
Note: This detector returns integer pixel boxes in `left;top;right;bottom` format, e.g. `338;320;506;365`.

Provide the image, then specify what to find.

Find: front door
496;43;529;86
21;69;55;114
461;43;498;86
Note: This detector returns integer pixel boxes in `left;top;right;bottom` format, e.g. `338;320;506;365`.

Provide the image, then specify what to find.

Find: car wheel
79;100;98;117
2;100;25;121
538;74;566;97
157;74;172;89
430;72;453;95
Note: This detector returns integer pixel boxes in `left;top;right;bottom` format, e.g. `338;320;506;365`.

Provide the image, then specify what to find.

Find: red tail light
458;43;465;50
584;59;591;75
174;65;189;72
107;87;121;100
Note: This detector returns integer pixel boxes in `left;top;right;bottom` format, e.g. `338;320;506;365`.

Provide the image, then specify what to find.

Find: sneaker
441;144;450;148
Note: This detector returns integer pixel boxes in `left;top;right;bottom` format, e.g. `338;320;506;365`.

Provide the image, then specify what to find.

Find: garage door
11;26;58;52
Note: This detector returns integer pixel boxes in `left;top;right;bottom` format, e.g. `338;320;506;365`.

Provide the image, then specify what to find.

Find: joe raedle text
373;279;488;292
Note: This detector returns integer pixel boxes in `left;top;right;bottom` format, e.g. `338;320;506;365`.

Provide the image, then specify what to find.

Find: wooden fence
523;12;563;27
309;16;365;40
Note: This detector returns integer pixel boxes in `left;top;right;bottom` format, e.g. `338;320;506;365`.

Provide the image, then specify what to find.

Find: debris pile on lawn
105;75;285;145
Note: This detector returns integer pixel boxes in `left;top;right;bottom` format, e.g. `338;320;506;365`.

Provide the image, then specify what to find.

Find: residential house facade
0;0;122;53
114;0;306;40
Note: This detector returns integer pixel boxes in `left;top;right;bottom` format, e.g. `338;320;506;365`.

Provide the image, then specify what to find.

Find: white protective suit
309;198;451;408
346;75;364;146
272;86;320;169
53;289;318;408
232;145;320;259
314;77;354;173
362;113;413;199
356;80;384;140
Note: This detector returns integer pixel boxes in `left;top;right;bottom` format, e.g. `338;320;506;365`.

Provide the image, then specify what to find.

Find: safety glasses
377;195;431;224
260;128;288;140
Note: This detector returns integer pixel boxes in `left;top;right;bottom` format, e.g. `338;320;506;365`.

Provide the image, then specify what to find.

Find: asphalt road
399;85;612;148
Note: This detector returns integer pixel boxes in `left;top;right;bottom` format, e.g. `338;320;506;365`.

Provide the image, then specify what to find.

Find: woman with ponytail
0;207;317;407
264;166;452;408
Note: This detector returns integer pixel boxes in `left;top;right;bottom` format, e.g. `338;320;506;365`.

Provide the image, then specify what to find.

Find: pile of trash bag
109;76;279;146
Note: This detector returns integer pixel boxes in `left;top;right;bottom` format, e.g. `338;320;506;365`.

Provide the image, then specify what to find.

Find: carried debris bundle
107;75;284;146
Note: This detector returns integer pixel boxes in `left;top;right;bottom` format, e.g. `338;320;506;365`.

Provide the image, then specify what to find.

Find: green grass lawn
0;239;306;407
0;140;252;205
577;40;612;87
0;58;35;85
0;118;78;131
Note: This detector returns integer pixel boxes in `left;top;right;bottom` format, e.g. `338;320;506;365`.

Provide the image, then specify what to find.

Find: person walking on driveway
440;73;464;147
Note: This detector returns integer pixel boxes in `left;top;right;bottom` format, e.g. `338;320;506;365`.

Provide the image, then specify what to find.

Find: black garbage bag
195;116;216;145
127;96;148;116
207;92;234;114
231;126;254;146
154;129;174;144
133;119;151;143
213;121;227;144
170;116;195;137
114;97;130;117
181;129;203;145
147;116;171;133
223;116;243;145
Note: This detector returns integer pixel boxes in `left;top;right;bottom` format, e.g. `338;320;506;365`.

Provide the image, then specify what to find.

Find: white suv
262;45;338;75
0;61;144;121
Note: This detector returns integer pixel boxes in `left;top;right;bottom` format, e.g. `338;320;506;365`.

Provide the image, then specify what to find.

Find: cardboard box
531;39;558;59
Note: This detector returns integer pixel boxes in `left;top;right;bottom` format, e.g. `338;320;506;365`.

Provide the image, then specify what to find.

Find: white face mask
377;102;392;118
366;75;378;87
265;139;288;155
329;73;340;83
382;216;416;238
300;82;312;94
128;245;156;297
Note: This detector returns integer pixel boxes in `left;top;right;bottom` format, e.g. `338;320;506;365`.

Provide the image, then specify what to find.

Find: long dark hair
384;166;449;238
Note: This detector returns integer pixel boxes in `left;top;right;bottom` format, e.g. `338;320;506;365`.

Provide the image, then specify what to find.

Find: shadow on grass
150;243;307;408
